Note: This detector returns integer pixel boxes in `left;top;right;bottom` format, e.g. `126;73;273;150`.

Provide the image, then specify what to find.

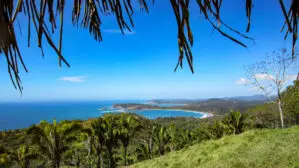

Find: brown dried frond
0;0;298;94
1;0;149;94
279;0;298;58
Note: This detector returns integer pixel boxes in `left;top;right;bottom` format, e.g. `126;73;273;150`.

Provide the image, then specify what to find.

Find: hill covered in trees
115;97;265;115
130;126;299;168
0;81;298;167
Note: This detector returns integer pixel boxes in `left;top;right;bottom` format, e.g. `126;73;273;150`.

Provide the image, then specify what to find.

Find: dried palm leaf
0;0;297;94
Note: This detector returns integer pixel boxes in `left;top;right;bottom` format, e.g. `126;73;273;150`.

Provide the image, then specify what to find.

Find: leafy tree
0;145;12;168
209;120;229;139
153;126;170;156
135;139;153;161
1;0;298;93
282;80;299;125
83;136;97;168
136;124;155;161
181;129;195;148
27;120;82;168
223;110;250;134
246;103;280;128
63;134;90;168
101;115;120;168
118;113;140;166
0;153;10;168
167;124;178;151
90;118;106;168
6;145;37;168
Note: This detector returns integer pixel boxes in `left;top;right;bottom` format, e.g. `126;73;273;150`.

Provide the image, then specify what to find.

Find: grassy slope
130;126;299;168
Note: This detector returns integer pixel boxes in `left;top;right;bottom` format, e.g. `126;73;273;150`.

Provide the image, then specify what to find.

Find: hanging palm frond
279;0;299;58
0;0;298;93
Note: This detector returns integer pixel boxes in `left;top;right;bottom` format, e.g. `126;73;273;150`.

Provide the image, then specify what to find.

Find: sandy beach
141;108;213;118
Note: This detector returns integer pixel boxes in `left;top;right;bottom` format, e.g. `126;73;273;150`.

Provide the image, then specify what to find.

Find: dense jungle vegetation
0;81;298;168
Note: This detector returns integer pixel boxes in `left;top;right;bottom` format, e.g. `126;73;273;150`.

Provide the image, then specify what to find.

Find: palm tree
27;120;82;168
153;126;170;156
223;110;250;134
135;139;153;161
210;120;229;139
118;114;140;166
101;115;120;168
8;145;38;168
0;146;10;168
92;115;119;168
135;124;156;161
83;136;96;168
90;118;106;168
0;145;36;168
181;129;195;147
136;124;155;161
64;135;89;168
167;124;178;151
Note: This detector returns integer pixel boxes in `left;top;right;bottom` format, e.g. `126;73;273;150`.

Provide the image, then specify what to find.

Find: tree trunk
148;138;153;159
278;100;284;128
170;142;174;152
124;146;127;166
108;147;114;168
159;144;164;156
53;157;60;168
96;149;103;168
76;155;80;168
54;161;60;168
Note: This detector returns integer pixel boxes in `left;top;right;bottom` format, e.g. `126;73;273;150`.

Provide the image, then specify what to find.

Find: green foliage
167;124;178;151
208;120;230;139
282;80;299;125
247;103;280;128
153;126;170;156
130;126;299;168
196;111;251;141
26;119;82;168
136;125;155;161
246;80;299;128
90;117;106;168
6;145;38;168
135;139;154;161
118;113;140;166
0;145;11;167
100;115;120;168
0;106;297;168
222;110;251;134
63;134;90;168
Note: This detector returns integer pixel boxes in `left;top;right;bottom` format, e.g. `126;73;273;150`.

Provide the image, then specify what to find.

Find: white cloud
254;74;274;80
289;74;298;81
60;76;86;83
235;78;248;85
103;29;136;35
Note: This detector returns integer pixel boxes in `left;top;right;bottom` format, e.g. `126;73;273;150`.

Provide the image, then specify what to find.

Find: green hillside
130;126;299;168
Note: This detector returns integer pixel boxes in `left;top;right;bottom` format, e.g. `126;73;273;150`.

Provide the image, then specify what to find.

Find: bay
0;101;204;130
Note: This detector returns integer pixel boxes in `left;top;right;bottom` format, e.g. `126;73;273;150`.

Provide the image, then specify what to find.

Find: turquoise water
127;109;204;119
0;101;204;130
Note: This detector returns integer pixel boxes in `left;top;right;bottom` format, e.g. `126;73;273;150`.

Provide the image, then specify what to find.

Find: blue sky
0;0;295;101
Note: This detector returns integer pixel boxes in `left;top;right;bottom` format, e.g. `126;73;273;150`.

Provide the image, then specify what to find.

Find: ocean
0;100;204;130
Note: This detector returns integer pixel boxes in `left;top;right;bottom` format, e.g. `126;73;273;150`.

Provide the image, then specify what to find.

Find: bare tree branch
245;48;299;128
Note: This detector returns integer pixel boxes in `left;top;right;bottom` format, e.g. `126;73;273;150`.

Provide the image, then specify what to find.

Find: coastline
140;108;213;118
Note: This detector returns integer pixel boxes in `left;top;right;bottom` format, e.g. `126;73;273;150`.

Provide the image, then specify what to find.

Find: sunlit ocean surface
0;101;204;130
